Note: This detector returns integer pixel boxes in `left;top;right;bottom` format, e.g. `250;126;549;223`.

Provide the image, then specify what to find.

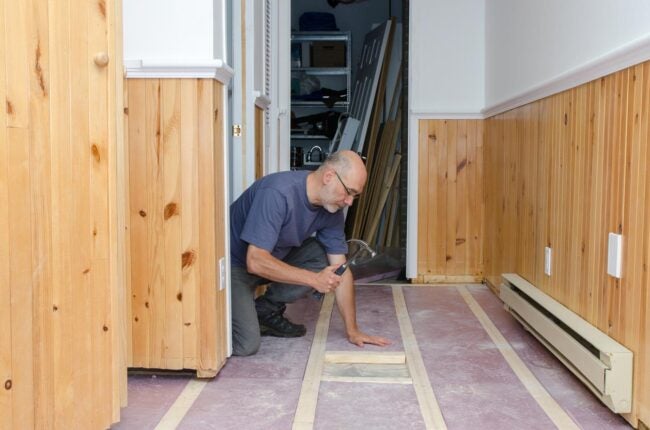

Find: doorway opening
286;0;408;282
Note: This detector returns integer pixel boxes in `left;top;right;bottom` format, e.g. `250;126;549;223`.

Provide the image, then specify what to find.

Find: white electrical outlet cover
544;247;552;276
607;233;623;278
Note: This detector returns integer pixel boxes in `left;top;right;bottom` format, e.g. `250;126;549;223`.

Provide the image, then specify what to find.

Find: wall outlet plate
607;233;623;278
544;247;552;276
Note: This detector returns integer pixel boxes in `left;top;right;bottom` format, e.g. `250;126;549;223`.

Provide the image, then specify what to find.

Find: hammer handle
334;263;348;276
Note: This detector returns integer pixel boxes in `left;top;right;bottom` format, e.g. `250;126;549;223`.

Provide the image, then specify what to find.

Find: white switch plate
544;247;552;276
607;233;623;278
219;257;226;290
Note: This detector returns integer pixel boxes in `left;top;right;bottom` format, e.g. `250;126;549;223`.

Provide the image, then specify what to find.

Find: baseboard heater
500;273;632;413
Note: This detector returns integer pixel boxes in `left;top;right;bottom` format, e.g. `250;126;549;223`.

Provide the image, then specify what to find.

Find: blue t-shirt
230;170;348;267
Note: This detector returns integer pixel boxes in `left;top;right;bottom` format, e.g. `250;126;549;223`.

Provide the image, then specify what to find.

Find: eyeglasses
334;171;360;199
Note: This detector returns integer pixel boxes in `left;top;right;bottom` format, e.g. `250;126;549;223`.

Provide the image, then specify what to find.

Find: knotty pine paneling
255;106;264;179
416;119;484;282
484;61;650;427
0;0;126;428
126;78;228;377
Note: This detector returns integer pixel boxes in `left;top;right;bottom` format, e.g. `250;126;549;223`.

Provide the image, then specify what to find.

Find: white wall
123;0;224;60
486;0;650;108
409;0;485;114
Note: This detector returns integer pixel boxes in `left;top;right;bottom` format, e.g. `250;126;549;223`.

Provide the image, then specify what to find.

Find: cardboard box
311;42;346;67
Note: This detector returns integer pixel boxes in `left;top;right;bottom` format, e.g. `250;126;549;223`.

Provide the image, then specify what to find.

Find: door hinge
232;124;242;137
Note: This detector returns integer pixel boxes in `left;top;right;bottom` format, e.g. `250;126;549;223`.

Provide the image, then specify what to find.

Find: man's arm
328;253;391;348
246;244;340;294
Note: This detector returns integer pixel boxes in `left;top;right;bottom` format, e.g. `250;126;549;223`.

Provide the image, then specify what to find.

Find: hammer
334;239;377;275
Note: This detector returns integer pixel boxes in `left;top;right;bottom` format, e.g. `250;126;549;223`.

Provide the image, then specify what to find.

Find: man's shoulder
263;170;308;182
258;170;308;191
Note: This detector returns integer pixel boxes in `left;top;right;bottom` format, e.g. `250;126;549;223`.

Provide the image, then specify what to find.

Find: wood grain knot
446;255;452;261
53;305;58;311
177;292;183;302
91;144;101;162
35;43;46;94
428;133;437;141
98;0;106;17
103;325;108;332
134;317;139;322
4;380;11;390
139;210;147;217
164;203;178;220
6;100;13;114
145;301;149;308
83;268;90;274
182;251;196;268
124;107;129;115
184;322;191;326
456;158;467;173
455;238;466;245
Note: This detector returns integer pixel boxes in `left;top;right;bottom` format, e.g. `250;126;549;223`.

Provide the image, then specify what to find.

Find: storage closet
289;0;406;278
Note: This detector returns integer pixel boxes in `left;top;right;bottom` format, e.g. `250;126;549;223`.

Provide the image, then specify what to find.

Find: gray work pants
230;238;328;356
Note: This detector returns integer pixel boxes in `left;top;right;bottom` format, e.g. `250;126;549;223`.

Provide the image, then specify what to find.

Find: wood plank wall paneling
1;0;125;428
126;78;228;377
255;106;263;179
416;119;484;282
213;82;228;374
483;61;650;427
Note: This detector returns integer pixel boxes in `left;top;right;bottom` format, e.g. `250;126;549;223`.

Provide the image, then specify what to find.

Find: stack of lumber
346;22;402;251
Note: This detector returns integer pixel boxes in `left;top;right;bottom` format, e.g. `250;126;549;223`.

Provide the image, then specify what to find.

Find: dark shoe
258;307;306;338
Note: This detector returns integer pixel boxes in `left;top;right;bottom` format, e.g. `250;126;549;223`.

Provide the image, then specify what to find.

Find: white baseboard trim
124;59;234;84
483;33;650;118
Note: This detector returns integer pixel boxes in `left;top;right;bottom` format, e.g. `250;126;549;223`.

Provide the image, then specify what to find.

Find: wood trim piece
154;379;207;430
408;110;484;119
322;362;411;385
324;351;406;365
457;286;579;429
414;275;484;284
321;376;412;384
253;92;271;110
292;293;335;430
124;59;235;84
392;286;447;430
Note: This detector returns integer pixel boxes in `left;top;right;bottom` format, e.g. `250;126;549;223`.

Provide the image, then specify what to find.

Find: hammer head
346;238;377;264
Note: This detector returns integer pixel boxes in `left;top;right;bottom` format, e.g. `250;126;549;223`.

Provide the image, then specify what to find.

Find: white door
230;0;291;200
230;0;260;200
268;0;292;173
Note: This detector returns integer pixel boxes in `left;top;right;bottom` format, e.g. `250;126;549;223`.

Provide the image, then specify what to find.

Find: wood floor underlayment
113;284;632;430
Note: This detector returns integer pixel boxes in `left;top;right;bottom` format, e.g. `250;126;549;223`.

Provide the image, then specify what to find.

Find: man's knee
232;336;260;357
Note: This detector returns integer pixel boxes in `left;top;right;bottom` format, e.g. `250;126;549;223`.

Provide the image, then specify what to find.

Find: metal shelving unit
290;31;351;166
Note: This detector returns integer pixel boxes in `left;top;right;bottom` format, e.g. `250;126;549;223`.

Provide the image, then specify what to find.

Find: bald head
307;150;367;211
321;150;367;181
